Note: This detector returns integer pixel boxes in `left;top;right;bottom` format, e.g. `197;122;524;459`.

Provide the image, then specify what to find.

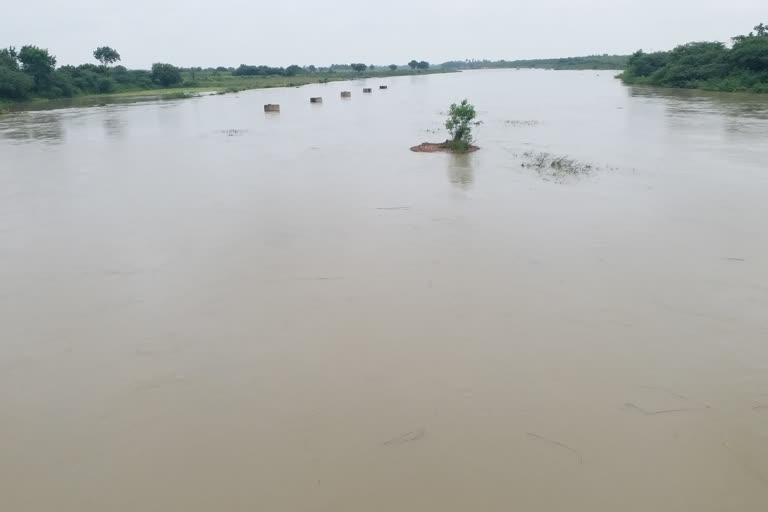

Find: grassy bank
2;69;453;113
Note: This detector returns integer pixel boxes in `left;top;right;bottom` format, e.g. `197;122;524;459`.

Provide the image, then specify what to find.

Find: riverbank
0;69;454;114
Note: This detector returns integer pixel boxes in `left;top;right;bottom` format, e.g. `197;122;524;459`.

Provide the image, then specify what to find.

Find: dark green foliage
389;64;397;71
408;60;418;69
730;36;768;72
625;51;669;77
417;61;429;69
285;64;302;76
0;66;33;99
0;47;20;70
18;45;56;91
233;64;287;76
350;63;367;72
93;46;121;68
151;63;182;87
622;23;768;93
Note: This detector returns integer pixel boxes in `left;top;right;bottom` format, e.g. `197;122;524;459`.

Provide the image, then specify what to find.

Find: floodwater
1;69;768;511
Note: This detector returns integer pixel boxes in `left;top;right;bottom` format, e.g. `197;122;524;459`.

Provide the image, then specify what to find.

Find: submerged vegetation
620;23;768;93
518;152;598;181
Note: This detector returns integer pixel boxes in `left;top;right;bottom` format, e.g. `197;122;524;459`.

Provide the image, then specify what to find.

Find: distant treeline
439;55;629;71
0;44;437;103
0;45;195;100
621;23;768;93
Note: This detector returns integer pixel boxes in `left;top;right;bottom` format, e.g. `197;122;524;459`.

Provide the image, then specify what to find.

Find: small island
411;99;481;153
410;142;479;153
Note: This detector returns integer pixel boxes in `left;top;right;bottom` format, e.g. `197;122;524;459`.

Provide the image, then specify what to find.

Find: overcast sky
4;1;766;68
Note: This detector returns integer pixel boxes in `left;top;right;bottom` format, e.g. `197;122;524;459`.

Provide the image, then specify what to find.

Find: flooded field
1;69;768;511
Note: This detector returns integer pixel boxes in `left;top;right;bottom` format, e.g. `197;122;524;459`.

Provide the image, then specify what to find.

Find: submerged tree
444;99;479;152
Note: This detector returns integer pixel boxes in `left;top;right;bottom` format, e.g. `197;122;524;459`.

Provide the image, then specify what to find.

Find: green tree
730;36;768;72
350;63;367;72
417;60;430;69
17;45;56;91
93;46;121;70
369;64;375;70
285;64;302;76
0;66;34;99
151;63;182;87
0;47;19;70
408;60;418;69
625;50;669;78
307;65;317;72
389;64;397;71
445;99;479;152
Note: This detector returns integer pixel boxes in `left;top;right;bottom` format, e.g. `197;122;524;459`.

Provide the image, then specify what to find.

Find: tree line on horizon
0;45;192;100
0;44;437;102
438;55;629;71
621;23;768;93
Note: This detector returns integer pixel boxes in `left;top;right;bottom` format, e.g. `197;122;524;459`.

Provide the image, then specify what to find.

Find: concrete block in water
310;97;323;103
340;91;352;98
363;88;372;93
264;104;280;112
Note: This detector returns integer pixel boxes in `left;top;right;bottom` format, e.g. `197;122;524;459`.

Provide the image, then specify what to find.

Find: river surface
2;69;768;511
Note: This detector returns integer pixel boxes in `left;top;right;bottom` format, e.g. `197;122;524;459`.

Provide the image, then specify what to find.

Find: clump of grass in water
519;151;597;181
218;128;248;136
505;120;540;127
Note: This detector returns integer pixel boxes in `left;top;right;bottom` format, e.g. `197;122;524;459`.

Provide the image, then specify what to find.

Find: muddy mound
410;142;480;153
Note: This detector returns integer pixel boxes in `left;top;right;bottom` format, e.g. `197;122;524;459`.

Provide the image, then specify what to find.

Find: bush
445;99;479;151
151;63;182;87
0;66;33;99
98;77;115;93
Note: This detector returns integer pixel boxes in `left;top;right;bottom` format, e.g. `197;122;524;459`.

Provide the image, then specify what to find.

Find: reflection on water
2;70;768;512
102;110;124;139
0;112;64;143
446;153;475;189
629;85;768;119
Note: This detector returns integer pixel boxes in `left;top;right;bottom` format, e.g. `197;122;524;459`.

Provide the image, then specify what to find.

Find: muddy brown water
2;69;768;511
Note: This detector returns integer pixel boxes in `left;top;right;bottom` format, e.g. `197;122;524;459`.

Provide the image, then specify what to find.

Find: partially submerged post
340;91;352;98
264;104;280;112
363;88;372;93
310;97;323;103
